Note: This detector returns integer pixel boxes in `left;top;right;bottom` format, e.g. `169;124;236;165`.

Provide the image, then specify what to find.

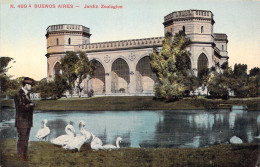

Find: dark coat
14;89;34;128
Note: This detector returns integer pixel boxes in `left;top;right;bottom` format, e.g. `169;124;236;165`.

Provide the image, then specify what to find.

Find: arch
197;53;208;73
56;38;59;45
201;26;204;33
53;62;62;79
111;58;130;93
68;38;71;45
110;55;130;69
136;56;156;93
88;60;105;95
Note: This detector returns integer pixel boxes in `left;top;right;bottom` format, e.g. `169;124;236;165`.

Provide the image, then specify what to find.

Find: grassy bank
0;139;258;167
1;96;260;111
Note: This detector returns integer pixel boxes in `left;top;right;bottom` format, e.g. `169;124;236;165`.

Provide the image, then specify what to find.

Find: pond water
1;106;260;148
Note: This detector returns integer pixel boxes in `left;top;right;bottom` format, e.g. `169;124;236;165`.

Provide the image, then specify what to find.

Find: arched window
198;53;208;73
56;38;59;45
136;56;156;93
222;45;224;51
201;26;204;33
90;61;105;94
182;26;185;34
68;38;71;45
111;58;130;93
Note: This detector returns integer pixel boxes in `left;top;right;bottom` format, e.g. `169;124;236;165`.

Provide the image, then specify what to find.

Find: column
105;72;111;94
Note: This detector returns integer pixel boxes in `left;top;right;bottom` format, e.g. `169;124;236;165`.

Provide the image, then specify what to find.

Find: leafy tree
74;51;96;97
150;32;191;101
231;64;249;97
247;67;260;97
0;57;16;97
249;67;260;77
60;51;97;97
208;74;229;99
248;75;260;97
60;51;79;96
221;62;229;70
34;77;68;99
185;75;200;96
5;77;23;98
198;68;210;86
33;78;52;99
0;57;13;74
233;64;247;77
51;75;69;99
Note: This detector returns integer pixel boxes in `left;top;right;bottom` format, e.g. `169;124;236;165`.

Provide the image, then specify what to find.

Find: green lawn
0;139;258;167
1;96;260;111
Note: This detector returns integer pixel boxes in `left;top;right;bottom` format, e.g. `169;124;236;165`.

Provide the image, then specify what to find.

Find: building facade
45;9;228;96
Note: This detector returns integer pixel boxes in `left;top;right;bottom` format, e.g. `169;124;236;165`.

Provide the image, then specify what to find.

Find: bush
208;74;229;99
87;89;94;97
119;88;125;93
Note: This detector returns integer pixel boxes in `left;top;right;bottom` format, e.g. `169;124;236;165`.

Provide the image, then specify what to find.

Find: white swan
51;123;76;146
36;119;50;141
255;135;260;139
78;121;92;143
101;137;122;149
230;136;243;144
90;133;103;150
63;121;92;151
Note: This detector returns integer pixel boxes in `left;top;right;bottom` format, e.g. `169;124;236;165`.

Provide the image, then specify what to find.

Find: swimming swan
101;137;122;149
51;123;76;146
63;121;92;151
35;119;50;141
90;133;103;150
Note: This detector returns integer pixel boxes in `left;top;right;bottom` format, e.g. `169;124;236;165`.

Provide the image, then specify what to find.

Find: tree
60;51;97;97
248;67;260;97
197;68;210;95
34;77;68;99
249;67;260;77
74;51;96;97
33;78;52;99
51;75;69;99
208;74;229;99
150;31;191;101
0;57;13;74
60;51;79;96
0;57;16;97
231;63;249;97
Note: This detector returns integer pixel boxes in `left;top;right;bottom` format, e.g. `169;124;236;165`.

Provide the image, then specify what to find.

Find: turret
45;24;91;81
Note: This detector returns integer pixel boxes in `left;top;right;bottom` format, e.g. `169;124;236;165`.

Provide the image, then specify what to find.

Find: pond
0;106;259;148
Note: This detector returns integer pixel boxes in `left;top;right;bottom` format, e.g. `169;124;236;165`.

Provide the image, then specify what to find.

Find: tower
163;10;224;76
45;24;91;81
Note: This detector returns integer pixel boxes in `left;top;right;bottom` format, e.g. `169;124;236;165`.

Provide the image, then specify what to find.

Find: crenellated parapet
75;37;164;52
46;24;91;38
164;9;214;25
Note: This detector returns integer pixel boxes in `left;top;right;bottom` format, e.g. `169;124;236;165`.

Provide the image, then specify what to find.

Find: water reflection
0;107;259;148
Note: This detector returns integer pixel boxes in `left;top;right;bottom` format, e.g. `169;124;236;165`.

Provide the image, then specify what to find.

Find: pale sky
0;0;260;80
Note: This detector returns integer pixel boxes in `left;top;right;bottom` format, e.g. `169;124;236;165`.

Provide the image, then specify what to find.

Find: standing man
14;77;35;161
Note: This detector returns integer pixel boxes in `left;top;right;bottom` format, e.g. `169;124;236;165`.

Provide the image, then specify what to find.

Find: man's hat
22;77;35;86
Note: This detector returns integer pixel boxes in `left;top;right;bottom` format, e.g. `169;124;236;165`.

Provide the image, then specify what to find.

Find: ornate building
45;9;228;96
